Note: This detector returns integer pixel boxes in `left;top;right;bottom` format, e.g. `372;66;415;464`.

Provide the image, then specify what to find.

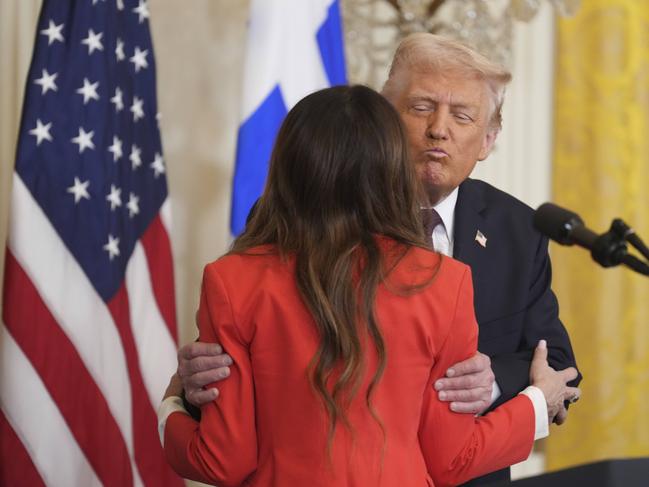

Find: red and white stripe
1;174;183;486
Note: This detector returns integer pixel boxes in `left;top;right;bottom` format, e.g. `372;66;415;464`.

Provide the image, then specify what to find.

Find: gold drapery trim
547;0;649;471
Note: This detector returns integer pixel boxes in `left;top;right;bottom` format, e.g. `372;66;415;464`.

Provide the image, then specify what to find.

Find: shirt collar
432;187;458;239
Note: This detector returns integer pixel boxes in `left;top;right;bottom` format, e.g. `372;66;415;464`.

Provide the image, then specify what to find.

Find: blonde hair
382;33;512;131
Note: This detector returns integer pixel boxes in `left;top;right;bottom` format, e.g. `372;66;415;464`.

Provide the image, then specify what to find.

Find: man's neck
421;186;457;209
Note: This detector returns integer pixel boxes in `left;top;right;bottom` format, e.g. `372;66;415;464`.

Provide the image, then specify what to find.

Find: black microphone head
534;203;584;245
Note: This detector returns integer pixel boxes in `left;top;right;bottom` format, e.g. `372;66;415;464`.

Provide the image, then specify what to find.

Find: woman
160;85;579;486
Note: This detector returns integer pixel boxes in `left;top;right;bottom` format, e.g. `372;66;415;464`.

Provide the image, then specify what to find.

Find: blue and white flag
230;0;347;235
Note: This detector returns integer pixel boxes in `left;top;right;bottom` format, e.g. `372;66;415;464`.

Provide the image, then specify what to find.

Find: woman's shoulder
204;245;293;287
395;245;471;283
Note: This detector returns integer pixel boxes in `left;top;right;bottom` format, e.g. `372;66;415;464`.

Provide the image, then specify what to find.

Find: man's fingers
178;342;223;361
446;352;490;378
435;374;490;391
183;366;231;390
186;387;219;407
438;387;491;403
558;367;578;383
448;400;490;414
178;353;233;377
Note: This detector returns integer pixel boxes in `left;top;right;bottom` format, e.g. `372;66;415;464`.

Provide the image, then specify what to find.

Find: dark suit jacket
454;179;580;487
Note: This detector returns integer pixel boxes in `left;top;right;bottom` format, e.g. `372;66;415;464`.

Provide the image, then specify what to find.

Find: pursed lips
423;147;449;159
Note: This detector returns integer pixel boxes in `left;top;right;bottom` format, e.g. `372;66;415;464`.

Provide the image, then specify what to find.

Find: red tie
420;208;442;248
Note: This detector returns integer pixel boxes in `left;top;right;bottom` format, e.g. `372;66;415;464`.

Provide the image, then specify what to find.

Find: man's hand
177;342;233;407
434;351;495;414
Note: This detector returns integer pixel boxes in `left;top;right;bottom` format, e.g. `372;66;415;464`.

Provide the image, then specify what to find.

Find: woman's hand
163;373;184;401
530;340;580;422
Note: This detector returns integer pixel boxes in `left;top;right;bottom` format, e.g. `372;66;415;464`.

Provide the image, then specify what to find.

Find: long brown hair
232;85;434;451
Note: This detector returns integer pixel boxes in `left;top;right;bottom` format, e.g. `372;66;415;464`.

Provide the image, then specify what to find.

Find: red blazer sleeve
164;264;257;486
419;267;535;487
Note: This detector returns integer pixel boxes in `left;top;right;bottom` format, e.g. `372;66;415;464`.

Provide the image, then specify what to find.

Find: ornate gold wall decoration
340;0;580;87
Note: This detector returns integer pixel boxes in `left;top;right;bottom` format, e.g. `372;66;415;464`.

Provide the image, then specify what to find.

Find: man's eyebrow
407;94;479;110
450;102;477;111
407;94;437;102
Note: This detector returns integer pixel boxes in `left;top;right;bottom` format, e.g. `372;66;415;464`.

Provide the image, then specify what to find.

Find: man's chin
418;165;445;188
419;179;448;206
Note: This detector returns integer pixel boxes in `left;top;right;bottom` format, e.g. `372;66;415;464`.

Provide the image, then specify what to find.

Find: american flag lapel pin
475;230;487;248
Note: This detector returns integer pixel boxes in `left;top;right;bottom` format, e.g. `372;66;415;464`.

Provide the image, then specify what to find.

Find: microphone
534;203;628;268
533;203;598;249
534;203;649;276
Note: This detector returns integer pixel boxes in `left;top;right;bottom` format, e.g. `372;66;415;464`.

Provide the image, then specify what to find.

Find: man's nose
426;111;449;140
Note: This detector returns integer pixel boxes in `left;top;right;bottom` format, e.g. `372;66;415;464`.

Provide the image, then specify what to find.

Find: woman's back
164;240;534;486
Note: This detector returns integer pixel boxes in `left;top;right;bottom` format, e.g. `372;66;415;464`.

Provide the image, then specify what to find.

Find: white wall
472;2;554;210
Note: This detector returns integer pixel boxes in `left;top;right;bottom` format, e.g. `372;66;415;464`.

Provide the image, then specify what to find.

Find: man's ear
478;128;499;161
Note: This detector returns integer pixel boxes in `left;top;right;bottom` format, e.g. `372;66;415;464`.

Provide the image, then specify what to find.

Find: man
173;34;580;485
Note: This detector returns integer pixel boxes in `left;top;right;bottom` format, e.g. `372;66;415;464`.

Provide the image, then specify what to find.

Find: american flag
0;1;182;486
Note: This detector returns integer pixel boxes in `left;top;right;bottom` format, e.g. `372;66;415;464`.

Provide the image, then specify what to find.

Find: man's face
390;69;498;205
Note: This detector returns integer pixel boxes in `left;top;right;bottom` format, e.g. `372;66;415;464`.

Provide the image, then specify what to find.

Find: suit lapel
453;179;488;270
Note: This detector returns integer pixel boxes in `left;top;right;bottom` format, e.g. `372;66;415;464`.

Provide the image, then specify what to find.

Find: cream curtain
0;0;41;299
547;0;649;470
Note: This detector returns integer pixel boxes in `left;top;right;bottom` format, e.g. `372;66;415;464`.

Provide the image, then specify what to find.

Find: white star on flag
34;69;58;95
103;234;120;260
40;20;64;45
133;0;150;23
76;78;100;104
106;184;122;210
71;127;95;153
130;96;144;122
475;230;488;248
67;176;90;203
107;136;123;161
127;192;140;217
81;28;104;54
130;47;149;72
117;0;125;10
129;144;142;169
110;87;124;112
29;119;53;146
115;38;126;61
150;152;165;178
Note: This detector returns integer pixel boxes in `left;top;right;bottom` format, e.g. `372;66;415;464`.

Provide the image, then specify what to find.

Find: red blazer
164;241;535;487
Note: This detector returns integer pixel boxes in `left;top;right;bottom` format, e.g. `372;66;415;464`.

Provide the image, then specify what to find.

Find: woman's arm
163;264;257;487
419;268;536;487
